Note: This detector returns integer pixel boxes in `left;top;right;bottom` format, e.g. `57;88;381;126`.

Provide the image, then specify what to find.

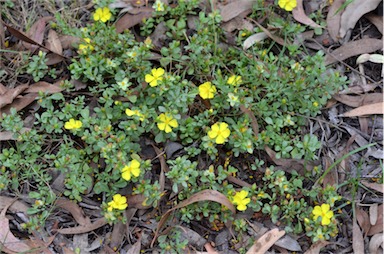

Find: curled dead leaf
353;217;365;253
55;198;91;226
326;0;344;41
0;198;32;253
303;240;330;254
24;81;64;94
339;0;382;38
292;0;322;29
325;38;383;65
246;228;285;254
151;189;235;247
342;102;383;117
368;204;383;236
368;233;383;254
46;29;62;55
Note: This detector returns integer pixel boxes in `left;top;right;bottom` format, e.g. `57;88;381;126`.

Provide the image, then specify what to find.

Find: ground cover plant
0;0;382;253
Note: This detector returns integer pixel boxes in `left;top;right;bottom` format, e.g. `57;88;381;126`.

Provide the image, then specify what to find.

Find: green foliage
0;0;348;248
25;51;49;82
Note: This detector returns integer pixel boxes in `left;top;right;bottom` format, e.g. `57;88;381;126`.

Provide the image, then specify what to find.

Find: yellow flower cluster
227;75;242;86
126;109;145;121
278;0;297;11
157;113;178;133
107;194;127;211
232;190;251;211
78;38;94;54
312;204;334;225
122;159;141;181
198;82;216;99
93;7;112;23
145;68;165;87
208;122;231;144
64;119;82;130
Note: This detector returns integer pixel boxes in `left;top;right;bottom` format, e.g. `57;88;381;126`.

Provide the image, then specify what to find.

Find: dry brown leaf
46;53;65;65
219;0;254;22
365;13;383;34
333;93;383;108
151;190;235;247
322;156;338;187
325;38;383;65
0;198;32;253
361;180;384;193
59;35;80;49
23;16;54;51
55;198;90;226
342;102;383;117
356;207;371;235
253;21;287;46
0;83;7;95
339;0;382;38
264;145;318;174
204;242;220;254
245;228;285;254
110;221;126;251
368;204;383;236
243;32;269;50
46;29;62;55
56;217;107;234
115;10;153;33
0;128;30;141
0;93;38;116
353;217;365;253
24;81;64;94
2;22;46;51
0;197;29;214
369;203;378;225
303;240;330;254
339;83;381;95
240;105;259;137
0;84;29;108
127;194;154;209
326;0;345;41
368;233;383;254
126;236;141;254
27;17;53;44
292;0;322;28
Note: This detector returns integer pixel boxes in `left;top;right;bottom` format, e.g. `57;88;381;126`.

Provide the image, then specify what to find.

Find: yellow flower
93;7;112;22
208;122;231;144
198;82;216;99
312;204;334;226
153;0;165;11
64;119;82;130
107;194;128;211
78;38;94;54
227;75;242;86
157;113;178;133
126;108;145;121
278;0;297;11
232;190;251;211
122;159;141;181
313;101;319;107
145;68;165;87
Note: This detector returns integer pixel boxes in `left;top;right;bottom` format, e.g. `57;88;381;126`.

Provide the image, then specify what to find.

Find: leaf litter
0;0;383;253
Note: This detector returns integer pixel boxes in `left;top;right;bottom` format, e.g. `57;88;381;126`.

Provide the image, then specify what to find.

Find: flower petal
122;171;131;181
145;74;155;83
157;122;166;131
